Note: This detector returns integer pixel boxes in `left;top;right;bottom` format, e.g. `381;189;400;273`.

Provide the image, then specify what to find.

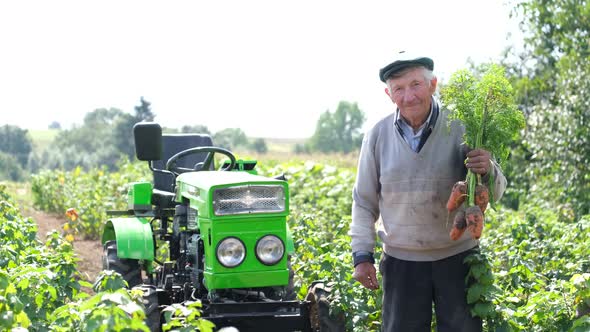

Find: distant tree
84;107;125;126
27;151;41;174
181;125;211;135
0;125;33;167
502;0;590;215
213;128;248;150
54;108;123;151
45;108;126;170
0;151;25;181
250;138;268;153
113;113;136;159
293;143;311;154
48;121;61;130
309;101;365;153
40;101;156;171
134;97;155;122
114;97;157;159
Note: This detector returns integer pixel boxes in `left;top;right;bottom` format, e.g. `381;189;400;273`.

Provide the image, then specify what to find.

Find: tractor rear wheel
134;284;161;332
305;282;346;332
103;240;142;288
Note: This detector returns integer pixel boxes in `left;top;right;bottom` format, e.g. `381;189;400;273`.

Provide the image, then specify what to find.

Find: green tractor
101;122;344;331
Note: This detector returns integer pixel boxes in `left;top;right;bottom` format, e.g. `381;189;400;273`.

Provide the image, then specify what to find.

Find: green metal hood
176;171;290;219
176;171;284;189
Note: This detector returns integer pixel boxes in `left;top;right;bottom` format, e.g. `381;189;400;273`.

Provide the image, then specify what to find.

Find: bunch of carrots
446;176;489;240
441;64;525;241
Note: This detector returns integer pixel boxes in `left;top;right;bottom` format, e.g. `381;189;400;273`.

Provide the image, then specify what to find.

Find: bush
0;151;25;181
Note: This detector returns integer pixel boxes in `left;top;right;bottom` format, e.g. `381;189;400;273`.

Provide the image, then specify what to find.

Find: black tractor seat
152;134;213;192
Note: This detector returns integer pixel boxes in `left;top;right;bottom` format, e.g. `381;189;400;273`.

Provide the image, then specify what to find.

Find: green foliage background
501;0;590;217
308;101;365;154
28;159;590;331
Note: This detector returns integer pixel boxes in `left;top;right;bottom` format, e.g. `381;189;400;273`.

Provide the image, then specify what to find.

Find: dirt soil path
14;186;102;294
22;203;102;294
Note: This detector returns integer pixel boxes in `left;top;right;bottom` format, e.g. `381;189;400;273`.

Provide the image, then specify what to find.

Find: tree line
0;98;365;181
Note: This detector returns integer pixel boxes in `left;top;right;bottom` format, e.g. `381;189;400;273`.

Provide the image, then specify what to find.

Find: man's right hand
352;262;379;290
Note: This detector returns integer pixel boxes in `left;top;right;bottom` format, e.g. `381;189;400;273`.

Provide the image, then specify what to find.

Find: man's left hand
466;149;491;175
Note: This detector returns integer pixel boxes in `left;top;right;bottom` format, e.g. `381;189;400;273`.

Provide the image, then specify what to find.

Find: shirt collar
394;98;435;132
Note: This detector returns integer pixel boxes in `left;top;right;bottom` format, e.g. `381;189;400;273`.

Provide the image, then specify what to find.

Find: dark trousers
380;249;482;332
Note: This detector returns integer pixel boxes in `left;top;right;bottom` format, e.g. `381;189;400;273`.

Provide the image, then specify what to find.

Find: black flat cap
379;51;434;82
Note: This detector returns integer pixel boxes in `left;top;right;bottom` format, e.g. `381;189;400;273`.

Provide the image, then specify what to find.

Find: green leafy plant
161;301;216;332
442;64;525;165
0;271;31;330
93;270;132;293
49;289;150;332
474;206;590;331
571;273;590;321
1;185;154;331
442;64;525;206
31;161;150;240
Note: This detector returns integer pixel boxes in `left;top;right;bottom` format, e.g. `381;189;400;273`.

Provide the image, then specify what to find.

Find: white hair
386;66;435;93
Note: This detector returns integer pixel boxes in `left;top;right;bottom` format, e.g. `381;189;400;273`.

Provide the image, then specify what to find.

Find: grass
237;137;359;168
259;137;306;153
0;181;33;214
234;150;359;169
29;129;59;152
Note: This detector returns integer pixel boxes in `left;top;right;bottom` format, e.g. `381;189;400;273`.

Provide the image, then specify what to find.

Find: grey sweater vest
350;109;506;261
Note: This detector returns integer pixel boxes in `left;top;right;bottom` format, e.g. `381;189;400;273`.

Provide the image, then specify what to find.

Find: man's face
385;67;437;125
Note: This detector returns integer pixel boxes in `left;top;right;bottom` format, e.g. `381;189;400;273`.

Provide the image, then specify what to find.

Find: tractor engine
164;204;205;300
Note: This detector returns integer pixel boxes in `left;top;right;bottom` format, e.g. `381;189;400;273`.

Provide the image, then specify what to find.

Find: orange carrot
475;184;490;214
446;181;467;212
449;210;467;241
466;205;484;239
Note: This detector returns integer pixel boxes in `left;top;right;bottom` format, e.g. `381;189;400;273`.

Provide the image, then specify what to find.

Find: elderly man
350;52;507;331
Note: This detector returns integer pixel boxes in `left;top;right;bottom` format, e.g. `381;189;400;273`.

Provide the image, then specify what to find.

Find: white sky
0;0;521;138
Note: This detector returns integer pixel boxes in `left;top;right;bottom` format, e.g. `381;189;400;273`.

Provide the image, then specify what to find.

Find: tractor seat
152;189;176;209
151;134;213;192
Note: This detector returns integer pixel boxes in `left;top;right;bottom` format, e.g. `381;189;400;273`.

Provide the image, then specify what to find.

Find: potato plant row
0;184;153;330
31;162;151;240
1;185;214;331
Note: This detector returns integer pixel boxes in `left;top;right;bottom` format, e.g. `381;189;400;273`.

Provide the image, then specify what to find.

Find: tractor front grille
213;185;285;216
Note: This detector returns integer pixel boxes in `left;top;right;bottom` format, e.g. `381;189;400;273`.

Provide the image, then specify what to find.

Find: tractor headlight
255;235;284;265
213;185;285;216
216;237;246;268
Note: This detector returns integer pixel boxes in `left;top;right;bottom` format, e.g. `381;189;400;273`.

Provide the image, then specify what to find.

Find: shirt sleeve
482;159;507;203
349;133;380;254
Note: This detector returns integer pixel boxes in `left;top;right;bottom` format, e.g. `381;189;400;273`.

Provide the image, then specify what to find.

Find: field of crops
0;182;217;331
1;157;588;331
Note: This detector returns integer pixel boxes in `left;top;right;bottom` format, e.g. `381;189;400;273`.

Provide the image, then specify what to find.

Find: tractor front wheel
103;240;142;288
305;282;346;332
263;256;296;300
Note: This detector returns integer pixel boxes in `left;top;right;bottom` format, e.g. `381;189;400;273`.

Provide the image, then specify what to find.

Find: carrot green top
440;64;525;165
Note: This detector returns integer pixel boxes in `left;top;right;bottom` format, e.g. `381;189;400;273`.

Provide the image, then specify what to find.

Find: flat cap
379;51;434;82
